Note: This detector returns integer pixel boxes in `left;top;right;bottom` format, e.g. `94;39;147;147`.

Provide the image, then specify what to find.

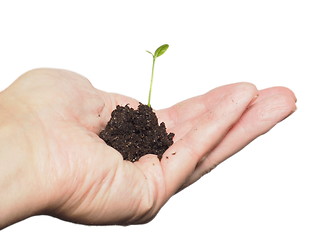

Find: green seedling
146;44;169;107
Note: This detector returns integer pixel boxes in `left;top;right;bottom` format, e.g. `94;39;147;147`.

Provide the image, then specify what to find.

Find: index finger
156;83;258;130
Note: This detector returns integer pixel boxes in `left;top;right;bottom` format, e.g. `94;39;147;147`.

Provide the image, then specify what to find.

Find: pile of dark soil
99;103;174;162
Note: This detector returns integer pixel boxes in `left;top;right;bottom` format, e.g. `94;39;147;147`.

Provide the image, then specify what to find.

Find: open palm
3;69;296;226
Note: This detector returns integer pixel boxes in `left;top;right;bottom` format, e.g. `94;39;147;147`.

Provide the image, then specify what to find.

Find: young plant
146;44;169;107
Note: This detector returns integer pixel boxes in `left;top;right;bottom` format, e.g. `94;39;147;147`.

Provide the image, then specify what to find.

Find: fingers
182;87;297;188
160;83;258;198
156;83;258;130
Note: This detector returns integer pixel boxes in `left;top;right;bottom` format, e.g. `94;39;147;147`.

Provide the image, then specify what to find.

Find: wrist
0;92;49;229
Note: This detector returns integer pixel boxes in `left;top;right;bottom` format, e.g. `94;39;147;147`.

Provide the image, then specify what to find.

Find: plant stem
147;57;156;107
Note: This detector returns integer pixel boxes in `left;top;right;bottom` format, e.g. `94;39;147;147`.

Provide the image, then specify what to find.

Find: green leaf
154;44;169;58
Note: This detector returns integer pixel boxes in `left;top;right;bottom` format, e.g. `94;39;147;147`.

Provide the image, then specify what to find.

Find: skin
0;68;296;229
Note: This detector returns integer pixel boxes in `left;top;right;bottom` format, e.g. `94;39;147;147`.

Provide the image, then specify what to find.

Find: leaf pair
146;44;169;59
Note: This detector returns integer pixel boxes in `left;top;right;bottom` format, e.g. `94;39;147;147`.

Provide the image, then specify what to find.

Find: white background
0;0;319;239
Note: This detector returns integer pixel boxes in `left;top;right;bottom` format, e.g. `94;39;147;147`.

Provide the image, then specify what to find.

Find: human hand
0;69;296;229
